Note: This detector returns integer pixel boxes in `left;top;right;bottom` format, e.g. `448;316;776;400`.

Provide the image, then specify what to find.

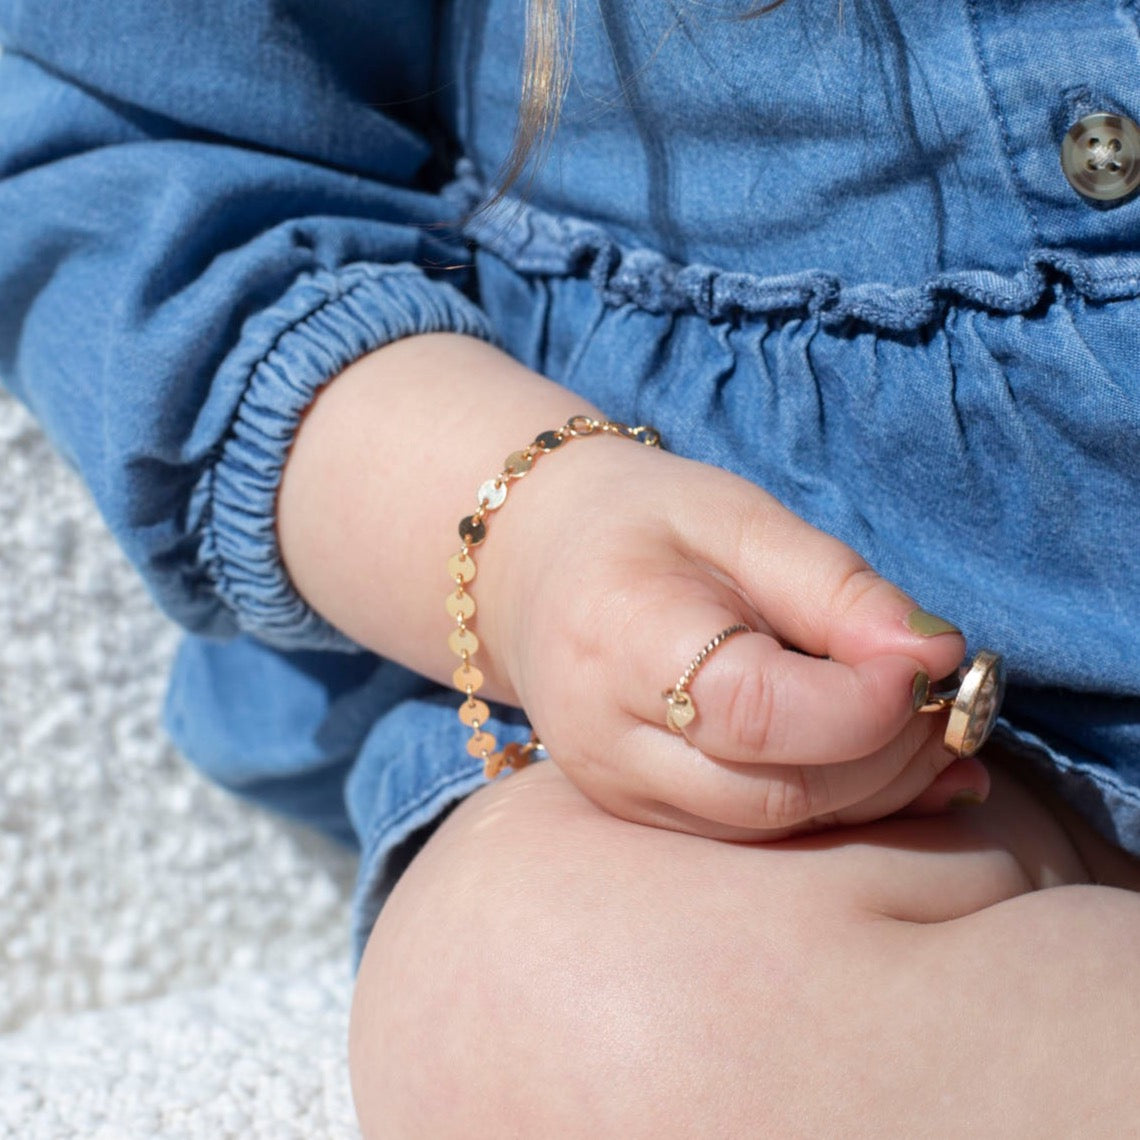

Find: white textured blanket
0;392;363;1138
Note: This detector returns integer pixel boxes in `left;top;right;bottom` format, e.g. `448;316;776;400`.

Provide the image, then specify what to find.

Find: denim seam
363;761;484;856
1119;0;1140;42
964;0;1044;246
996;721;1140;809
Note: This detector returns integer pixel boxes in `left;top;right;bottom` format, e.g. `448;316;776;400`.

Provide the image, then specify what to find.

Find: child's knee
345;761;1100;1138
347;764;861;1137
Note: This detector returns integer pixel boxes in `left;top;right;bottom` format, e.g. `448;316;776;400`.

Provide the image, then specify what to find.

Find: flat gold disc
478;479;507;510
466;730;497;758
448;627;479;656
448;553;476;583
446;591;476;620
504;450;534;476
459;515;487;546
534;430;564;452
459;697;491;728
453;662;484;692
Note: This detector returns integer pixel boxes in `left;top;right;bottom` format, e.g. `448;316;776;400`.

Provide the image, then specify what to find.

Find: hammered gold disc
453;662;484;692
459;697;491;728
504;450;534;476
446;591;476;620
665;691;696;733
448;627;479;656
466;730;496;758
448;553;475;583
459;515;487;546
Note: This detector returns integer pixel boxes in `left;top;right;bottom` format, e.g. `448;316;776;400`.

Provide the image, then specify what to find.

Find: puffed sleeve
0;1;493;650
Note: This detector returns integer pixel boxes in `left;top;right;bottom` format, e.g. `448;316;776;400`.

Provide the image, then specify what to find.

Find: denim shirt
3;0;1139;967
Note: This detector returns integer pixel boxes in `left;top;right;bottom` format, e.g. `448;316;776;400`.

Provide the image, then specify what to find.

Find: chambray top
3;0;1139;968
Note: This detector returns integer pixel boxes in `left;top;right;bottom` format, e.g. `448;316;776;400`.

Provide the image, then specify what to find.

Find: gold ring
663;624;750;735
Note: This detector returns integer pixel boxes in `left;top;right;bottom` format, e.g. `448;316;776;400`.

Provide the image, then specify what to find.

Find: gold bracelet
448;414;662;778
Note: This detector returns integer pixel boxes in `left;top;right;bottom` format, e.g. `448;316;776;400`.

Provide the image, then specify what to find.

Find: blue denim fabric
0;4;491;646
3;1;1140;971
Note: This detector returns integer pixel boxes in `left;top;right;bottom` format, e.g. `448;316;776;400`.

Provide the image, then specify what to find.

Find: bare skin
349;755;1140;1138
276;333;1140;1134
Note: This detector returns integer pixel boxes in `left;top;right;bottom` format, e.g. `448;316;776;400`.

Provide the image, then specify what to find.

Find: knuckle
828;561;885;619
756;765;817;831
720;666;778;757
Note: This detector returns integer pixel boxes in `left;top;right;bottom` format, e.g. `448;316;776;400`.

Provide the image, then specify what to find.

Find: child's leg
349;760;1140;1138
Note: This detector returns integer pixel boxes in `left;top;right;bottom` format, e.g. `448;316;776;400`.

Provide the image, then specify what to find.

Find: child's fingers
628;610;926;767
614;709;949;835
819;736;988;827
889;755;992;817
667;468;965;674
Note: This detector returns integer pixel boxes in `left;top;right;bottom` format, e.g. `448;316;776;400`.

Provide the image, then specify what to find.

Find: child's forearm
276;332;601;703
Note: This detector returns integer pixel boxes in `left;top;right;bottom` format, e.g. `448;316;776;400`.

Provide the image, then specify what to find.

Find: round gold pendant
920;650;1006;759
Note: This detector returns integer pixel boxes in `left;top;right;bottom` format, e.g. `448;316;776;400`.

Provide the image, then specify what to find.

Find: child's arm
278;332;974;840
0;4;974;839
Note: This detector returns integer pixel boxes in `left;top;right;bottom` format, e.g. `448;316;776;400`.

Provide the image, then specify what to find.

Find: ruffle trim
450;162;1140;333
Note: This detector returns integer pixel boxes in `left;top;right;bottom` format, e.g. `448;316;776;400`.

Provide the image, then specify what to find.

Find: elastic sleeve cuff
192;262;494;651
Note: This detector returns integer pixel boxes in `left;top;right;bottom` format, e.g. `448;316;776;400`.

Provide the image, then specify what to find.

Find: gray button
1061;111;1140;202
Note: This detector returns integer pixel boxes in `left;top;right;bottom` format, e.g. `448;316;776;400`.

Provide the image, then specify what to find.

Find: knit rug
0;391;363;1138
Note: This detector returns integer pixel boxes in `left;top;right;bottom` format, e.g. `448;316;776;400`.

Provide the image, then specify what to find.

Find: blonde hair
496;0;790;198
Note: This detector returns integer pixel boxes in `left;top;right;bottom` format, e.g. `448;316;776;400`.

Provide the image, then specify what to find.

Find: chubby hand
481;428;985;842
